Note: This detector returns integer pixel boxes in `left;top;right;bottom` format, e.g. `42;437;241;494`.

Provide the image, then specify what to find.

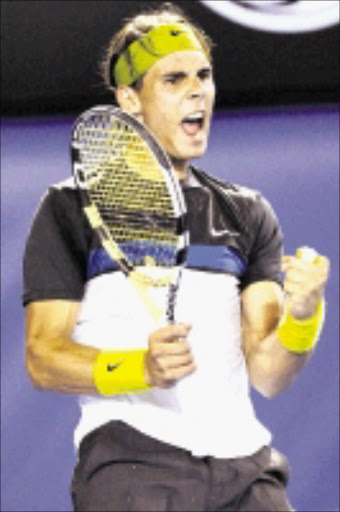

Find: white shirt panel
73;268;271;457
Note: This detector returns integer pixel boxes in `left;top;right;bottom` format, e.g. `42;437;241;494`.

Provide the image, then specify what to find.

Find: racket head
71;105;188;288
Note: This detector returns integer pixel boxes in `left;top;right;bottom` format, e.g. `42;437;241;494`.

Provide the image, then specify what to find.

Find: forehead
147;50;212;76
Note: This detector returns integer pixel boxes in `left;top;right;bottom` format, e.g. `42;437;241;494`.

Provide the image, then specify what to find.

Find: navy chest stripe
88;245;246;279
187;245;246;275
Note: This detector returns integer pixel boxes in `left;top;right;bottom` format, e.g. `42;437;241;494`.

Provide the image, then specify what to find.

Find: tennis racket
71;105;189;324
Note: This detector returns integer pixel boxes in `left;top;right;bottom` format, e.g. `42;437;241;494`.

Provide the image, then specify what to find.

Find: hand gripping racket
71;105;189;324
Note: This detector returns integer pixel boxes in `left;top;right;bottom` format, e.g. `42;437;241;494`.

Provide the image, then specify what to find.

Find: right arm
25;300;195;394
25;300;99;394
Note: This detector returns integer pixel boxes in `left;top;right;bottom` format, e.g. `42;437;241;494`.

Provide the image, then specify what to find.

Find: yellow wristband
93;350;151;394
277;299;325;353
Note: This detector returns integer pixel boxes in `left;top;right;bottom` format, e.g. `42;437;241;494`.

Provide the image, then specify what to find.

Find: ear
116;86;142;117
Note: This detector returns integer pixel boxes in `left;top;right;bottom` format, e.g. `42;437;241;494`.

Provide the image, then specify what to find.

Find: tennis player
24;3;330;511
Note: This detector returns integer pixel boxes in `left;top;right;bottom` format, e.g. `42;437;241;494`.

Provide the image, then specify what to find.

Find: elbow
25;338;52;391
251;378;277;399
25;351;44;390
255;385;285;400
249;365;296;399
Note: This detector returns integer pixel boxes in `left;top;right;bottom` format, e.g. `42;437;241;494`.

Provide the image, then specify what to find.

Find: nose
187;75;204;99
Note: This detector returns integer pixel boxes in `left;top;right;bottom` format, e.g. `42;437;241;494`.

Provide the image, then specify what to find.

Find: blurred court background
1;2;339;511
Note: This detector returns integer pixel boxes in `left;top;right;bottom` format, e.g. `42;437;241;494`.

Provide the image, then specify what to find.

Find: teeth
184;112;204;122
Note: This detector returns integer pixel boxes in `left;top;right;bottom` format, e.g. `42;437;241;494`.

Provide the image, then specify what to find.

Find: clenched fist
281;247;330;319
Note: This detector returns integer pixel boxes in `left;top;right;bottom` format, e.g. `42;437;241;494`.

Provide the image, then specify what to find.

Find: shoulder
27;176;90;249
43;177;78;204
33;177;82;223
192;167;263;205
191;167;279;231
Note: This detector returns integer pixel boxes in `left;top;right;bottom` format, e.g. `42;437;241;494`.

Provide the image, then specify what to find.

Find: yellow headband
114;24;208;87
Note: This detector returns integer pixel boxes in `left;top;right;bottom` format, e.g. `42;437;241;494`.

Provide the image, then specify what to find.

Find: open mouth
181;112;205;137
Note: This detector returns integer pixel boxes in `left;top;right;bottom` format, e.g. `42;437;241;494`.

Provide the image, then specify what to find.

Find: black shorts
71;420;293;512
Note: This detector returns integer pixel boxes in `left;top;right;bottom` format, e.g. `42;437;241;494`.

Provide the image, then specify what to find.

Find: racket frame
71;105;189;323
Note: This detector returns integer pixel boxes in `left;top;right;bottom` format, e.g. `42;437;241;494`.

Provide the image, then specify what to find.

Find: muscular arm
241;251;329;398
25;300;100;394
26;300;195;394
241;281;311;399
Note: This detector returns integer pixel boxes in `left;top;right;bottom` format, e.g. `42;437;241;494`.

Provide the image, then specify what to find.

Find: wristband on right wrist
93;349;151;395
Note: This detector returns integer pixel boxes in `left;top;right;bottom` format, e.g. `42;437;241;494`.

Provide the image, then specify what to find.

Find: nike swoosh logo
206;188;239;239
107;360;123;372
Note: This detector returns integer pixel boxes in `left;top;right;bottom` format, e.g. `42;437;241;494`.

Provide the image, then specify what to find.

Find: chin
187;143;208;160
174;140;209;161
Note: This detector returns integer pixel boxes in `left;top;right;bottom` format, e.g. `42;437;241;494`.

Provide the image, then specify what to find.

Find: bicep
241;281;284;360
23;187;88;306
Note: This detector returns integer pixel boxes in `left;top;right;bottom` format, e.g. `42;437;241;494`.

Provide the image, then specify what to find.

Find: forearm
26;334;100;395
26;301;102;395
246;329;312;398
242;250;329;398
25;299;194;395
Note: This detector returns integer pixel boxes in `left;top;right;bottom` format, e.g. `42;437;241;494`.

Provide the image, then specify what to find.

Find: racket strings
77;120;181;268
98;208;179;229
90;169;177;245
81;122;165;177
80;126;174;214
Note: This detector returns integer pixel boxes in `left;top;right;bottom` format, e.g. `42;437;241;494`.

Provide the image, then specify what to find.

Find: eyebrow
162;66;212;79
162;71;187;80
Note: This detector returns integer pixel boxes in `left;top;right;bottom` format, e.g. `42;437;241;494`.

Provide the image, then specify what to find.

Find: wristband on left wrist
276;298;325;354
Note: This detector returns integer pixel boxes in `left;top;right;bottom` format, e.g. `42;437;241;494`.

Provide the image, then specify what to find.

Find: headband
113;24;208;87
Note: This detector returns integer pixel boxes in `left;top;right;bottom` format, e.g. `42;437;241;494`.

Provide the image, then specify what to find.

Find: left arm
241;251;329;398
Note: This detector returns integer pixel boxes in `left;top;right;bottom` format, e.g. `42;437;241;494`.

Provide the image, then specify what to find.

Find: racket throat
129;274;163;324
166;283;179;323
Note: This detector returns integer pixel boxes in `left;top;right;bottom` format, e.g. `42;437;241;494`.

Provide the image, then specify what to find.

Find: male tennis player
24;3;329;511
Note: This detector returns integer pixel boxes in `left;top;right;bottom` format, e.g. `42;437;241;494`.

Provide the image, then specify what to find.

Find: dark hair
100;2;213;93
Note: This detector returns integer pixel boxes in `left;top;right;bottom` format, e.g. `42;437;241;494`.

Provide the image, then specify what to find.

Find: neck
170;157;190;181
